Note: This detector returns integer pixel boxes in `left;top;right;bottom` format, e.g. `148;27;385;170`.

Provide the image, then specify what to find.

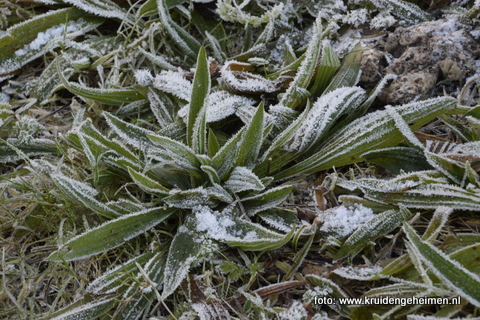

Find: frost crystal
319;204;375;238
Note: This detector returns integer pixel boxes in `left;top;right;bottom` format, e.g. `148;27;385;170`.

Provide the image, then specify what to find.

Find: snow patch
318;204;375;238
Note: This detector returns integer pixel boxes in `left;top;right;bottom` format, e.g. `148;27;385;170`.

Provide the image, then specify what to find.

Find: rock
359;18;480;105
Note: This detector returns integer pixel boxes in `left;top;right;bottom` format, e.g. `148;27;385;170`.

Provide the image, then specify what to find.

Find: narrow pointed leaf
52;174;119;218
147;133;202;171
335;207;412;259
104;112;155;148
236;103;264;168
162;225;203;299
323;43;363;93
403;223;480;307
241;185;292;215
156;0;201;61
274;97;458;180
363;147;433;173
128;167;169;196
87;252;155;294
49;207;176;262
224;166;264;193
279;16;322;109
47;296;116;320
189;46;210;153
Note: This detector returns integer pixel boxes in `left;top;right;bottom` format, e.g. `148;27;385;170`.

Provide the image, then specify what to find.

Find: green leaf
212;128;244;179
164;185;233;209
334;207;411;259
403;223;480;307
224;219;295;251
147;133;202;173
87;252;155;294
279;15;322;109
63;0;130;21
424;151;467;186
274;97;458;180
309;41;341;97
240;185;293;215
236;103;264;168
57;63;145;105
323;44;363;94
0;8;77;55
224;166;265;193
156;0;201;62
161;225;203;299
369;0;431;24
189;46;210;154
0;138;58;163
103;112;155;148
207;129;220;158
46;295;116;320
257;208;299;232
52;174;120;219
363;147;433;173
72;118;139;162
49;207;175;262
360;181;480;211
128;167;170;196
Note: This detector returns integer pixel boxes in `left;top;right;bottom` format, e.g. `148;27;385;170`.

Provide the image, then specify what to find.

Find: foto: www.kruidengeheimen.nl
313;296;461;307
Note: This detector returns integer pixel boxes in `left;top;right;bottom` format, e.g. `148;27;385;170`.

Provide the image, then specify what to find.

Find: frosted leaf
134;69;154;87
369;0;431;24
220;60;281;94
205;91;255;123
153;70;192;101
385;105;423;149
318;204;375;238
164;184;232;209
333;265;383;280
257;209;298;232
240;185;292;216
404;223;480;308
0;17;102;75
87;253;154;295
162;225;203;299
10;115;45;142
216;0;284;27
165;187;215;209
49;297;114;320
286;87;366;152
274;97;457;180
138;47;176;71
147;89;175;128
51;174;119;218
63;0;129;21
224;166;265;193
193;206;290;250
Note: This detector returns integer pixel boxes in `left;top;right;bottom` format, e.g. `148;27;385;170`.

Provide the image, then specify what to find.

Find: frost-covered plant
2;0;480;319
